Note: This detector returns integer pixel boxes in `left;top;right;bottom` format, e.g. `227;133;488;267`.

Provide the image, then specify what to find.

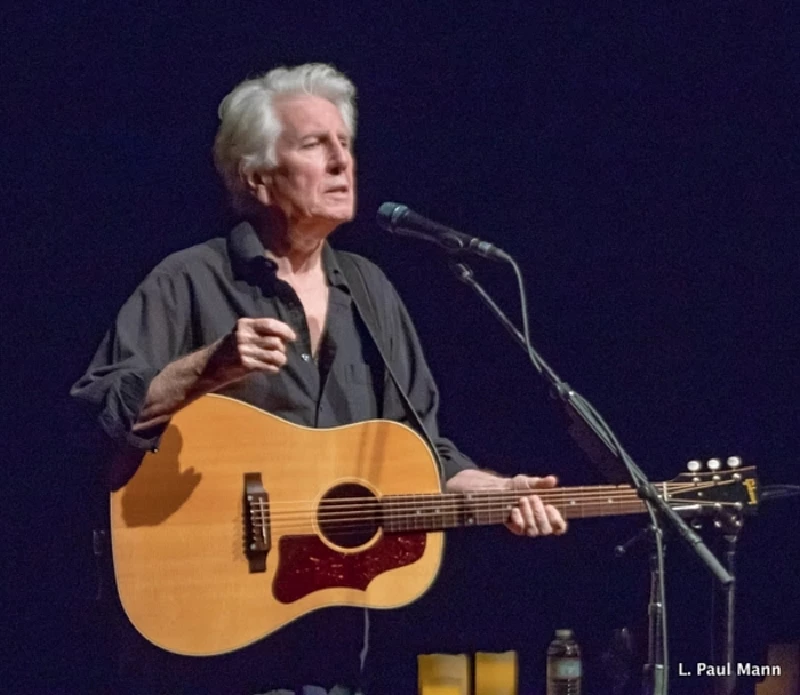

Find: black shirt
70;221;476;692
72;221;475;481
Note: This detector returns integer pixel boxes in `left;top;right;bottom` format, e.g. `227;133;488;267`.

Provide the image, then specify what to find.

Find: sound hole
318;483;381;549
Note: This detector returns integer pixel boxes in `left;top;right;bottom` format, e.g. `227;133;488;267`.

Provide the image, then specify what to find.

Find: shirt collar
228;220;350;292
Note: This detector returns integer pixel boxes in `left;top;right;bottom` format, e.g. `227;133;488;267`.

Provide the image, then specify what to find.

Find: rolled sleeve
89;363;162;449
71;268;189;450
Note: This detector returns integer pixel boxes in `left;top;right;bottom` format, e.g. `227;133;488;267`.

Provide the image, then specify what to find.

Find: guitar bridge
243;473;270;573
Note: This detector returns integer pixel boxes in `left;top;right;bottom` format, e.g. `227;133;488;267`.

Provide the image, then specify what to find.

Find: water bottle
546;628;582;695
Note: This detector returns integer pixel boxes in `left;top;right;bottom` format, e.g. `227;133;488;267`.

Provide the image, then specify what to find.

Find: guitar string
259;504;731;532
250;480;728;516
253;502;730;534
250;486;732;528
262;484;645;507
257;472;749;510
259;478;730;507
255;503;651;534
243;482;732;533
240;476;742;535
255;488;688;523
256;502;673;536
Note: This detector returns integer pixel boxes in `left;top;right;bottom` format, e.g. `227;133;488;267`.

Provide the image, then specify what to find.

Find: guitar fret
386;494;462;532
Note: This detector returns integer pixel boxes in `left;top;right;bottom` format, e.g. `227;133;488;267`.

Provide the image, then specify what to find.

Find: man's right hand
134;318;298;434
207;318;297;388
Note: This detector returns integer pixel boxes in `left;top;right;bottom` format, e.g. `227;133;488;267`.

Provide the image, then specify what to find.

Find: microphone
376;202;512;262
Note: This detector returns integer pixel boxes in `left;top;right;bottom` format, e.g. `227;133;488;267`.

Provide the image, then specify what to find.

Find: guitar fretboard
381;486;661;533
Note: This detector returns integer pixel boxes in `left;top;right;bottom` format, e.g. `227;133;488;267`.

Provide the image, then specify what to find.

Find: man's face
265;94;355;231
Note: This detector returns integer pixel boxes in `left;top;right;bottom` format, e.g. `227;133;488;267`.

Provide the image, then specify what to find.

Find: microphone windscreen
376;202;407;231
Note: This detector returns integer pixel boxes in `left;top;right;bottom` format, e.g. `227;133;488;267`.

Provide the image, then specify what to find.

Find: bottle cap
555;629;574;639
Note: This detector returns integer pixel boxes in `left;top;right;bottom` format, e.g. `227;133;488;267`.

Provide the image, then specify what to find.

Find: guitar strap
336;250;449;682
335;251;445;480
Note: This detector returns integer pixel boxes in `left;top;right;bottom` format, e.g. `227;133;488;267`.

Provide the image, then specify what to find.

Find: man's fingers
249;334;290;353
507;496;568;538
529;474;558;489
249;318;297;342
229;319;296;376
507;508;526;535
511;474;558;490
241;348;288;371
547;505;568;535
523;495;552;536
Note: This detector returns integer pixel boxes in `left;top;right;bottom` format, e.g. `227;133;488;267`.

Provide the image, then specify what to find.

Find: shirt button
301;352;311;362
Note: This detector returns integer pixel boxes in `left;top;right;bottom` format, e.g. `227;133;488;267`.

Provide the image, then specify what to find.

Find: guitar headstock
667;457;759;529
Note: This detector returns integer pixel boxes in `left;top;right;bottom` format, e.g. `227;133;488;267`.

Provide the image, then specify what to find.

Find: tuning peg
707;458;722;471
687;460;702;472
727;456;742;468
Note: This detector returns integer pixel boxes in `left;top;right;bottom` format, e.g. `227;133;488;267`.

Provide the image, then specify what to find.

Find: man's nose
327;141;350;171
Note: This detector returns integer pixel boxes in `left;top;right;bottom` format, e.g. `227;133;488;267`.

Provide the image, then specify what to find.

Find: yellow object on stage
421;686;464;695
474;651;518;695
418;653;470;695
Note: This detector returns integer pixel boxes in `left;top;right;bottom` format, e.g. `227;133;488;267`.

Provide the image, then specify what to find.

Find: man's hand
134;318;297;434
503;474;568;537
445;469;567;538
207;318;297;388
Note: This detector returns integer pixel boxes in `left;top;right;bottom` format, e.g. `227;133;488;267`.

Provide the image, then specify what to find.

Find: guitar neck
382;483;667;534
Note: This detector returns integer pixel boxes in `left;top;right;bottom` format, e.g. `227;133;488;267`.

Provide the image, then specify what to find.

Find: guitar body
110;394;444;657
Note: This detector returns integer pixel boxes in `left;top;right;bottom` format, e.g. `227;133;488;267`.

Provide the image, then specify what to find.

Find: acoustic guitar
110;394;759;656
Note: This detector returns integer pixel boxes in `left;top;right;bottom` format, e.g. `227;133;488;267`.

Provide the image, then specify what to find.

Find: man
72;63;567;694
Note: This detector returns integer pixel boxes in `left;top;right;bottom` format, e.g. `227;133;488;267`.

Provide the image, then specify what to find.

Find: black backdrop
5;2;798;694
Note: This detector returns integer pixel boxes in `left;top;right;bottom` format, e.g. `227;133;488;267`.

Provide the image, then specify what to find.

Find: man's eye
302;140;319;149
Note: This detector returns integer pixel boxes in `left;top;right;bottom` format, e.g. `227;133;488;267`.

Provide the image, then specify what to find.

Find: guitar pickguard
273;533;426;603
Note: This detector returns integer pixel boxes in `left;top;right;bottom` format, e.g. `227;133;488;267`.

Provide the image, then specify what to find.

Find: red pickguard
273;533;426;603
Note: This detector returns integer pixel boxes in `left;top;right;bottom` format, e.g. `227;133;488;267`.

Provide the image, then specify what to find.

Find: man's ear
241;166;272;206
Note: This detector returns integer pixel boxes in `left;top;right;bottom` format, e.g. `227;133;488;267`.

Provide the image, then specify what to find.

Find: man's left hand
503;474;568;537
445;469;568;537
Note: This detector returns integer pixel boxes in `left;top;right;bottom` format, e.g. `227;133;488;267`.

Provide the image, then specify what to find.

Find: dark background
5;1;797;693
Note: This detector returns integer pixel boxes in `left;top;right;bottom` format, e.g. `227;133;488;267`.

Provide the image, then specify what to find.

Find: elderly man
72;63;566;694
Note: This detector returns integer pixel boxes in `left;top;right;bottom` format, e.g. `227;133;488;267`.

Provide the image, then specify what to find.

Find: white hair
213;63;357;214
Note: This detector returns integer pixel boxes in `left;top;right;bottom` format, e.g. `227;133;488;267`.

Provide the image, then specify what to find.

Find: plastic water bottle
546;628;582;695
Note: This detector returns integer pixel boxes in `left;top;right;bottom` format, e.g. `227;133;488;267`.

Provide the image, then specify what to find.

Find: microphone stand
448;260;734;695
715;519;743;695
616;525;666;695
643;527;666;695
